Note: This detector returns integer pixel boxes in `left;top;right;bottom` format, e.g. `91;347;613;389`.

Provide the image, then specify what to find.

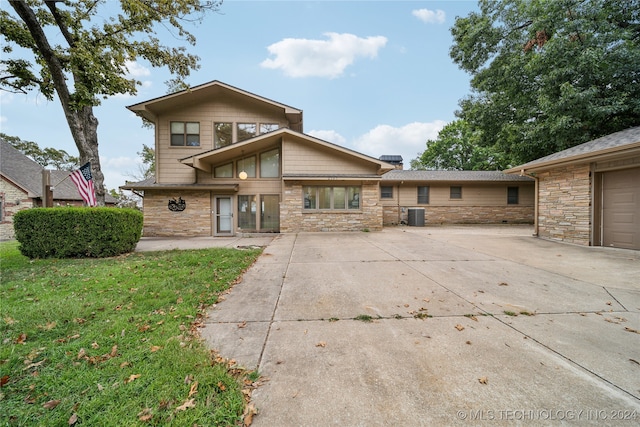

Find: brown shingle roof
382;170;534;182
506;126;640;173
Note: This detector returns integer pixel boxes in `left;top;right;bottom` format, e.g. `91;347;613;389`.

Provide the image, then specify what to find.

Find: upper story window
214;163;233;178
417;186;430;204
507;186;519;204
260;148;280;178
260;123;279;134
237;156;256;178
214;122;233;148
237;123;257;142
450;186;462;199
171;122;200;146
380;186;393;199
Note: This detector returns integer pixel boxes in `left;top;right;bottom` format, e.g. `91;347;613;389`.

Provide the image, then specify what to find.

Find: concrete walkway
199;226;640;426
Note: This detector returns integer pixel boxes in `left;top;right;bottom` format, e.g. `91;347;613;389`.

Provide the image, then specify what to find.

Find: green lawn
0;241;262;426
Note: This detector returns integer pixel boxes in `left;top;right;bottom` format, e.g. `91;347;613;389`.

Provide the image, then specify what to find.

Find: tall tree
411;120;505;170
1;0;222;204
450;0;640;166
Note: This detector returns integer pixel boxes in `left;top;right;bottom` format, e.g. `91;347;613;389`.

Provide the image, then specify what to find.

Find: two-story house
122;80;534;237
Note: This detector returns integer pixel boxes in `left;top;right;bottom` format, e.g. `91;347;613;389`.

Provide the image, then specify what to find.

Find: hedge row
13;207;143;258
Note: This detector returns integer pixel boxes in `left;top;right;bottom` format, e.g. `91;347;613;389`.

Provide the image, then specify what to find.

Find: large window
214;122;233;148
260;148;280;178
304;186;361;210
507;187;519;204
237;156;256;178
260;123;279;134
237;123;257;142
417;186;430;204
450;186;462;199
171;122;200;146
214;163;233;178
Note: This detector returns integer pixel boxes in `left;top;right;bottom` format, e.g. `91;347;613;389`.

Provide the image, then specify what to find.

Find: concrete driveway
201;226;640;426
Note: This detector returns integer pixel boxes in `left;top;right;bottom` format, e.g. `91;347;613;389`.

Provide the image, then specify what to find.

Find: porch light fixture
239;150;248;180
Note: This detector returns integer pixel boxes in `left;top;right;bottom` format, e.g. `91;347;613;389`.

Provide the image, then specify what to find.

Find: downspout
520;169;539;237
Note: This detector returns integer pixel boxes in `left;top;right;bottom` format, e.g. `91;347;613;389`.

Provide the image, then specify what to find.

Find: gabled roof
180;128;395;175
382;170;534;183
1;138;43;196
505;126;640;174
127;80;304;132
1;138;116;202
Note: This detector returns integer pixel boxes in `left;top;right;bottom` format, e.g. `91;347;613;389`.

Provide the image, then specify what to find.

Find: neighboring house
380;170;534;226
122;80;535;237
506;126;640;250
0;139;115;240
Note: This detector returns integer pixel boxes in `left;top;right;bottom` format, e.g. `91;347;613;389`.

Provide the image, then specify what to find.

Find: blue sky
0;0;479;189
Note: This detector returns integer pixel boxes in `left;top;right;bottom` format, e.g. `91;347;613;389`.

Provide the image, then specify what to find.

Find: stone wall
281;183;383;232
0;180;33;240
537;164;591;245
383;205;533;225
142;190;212;236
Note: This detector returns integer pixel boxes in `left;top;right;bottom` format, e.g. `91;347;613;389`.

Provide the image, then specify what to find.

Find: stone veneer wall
0;180;34;240
383;205;533;225
142;190;212;236
281;183;383;232
536;164;591;245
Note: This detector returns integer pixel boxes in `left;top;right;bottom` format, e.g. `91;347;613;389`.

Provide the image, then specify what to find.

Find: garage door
602;167;640;250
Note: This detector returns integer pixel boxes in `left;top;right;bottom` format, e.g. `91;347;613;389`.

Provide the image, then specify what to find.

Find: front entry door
214;196;233;236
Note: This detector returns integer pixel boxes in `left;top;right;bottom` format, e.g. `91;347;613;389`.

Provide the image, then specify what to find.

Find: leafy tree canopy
449;0;640;166
1;0;221;204
1;132;79;170
410;120;506;170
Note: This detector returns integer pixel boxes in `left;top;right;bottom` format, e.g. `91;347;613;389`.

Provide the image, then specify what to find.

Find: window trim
380;186;393;199
303;186;361;211
170;121;200;147
507;186;519;205
450;186;462;200
417;186;430;204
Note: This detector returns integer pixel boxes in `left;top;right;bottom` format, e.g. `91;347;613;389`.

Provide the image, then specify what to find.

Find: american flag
70;162;97;206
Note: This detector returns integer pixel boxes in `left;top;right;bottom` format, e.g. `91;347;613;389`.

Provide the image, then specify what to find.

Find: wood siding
283;137;375;175
155;95;289;184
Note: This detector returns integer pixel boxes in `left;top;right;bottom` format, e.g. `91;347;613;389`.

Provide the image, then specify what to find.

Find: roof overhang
505;141;640;175
180;128;396;175
119;182;239;192
126;80;303;131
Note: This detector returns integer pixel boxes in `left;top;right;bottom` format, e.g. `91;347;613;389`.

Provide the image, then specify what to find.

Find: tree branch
44;0;76;48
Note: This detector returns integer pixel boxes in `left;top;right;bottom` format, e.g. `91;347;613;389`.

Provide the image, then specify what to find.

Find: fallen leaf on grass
110;345;118;357
137;408;153;421
16;333;27;344
43;399;61;409
188;381;198;398
478;376;488;385
124;374;141;384
217;381;226;391
455;324;465;331
175;398;195;411
1;375;9;387
77;348;86;360
150;346;162;352
68;413;78;425
91;342;99;349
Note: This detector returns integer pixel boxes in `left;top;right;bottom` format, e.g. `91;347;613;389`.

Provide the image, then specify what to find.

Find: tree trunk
66;106;106;205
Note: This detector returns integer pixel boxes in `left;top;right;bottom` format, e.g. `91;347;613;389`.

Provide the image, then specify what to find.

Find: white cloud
307;129;346;145
260;32;388;78
412;9;446;24
353;121;447;164
124;60;151;78
100;155;143;189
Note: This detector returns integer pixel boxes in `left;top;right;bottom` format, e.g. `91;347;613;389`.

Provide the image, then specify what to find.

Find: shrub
13;207;143;258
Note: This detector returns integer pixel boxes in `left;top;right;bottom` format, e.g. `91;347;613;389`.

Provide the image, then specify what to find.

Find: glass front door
260;195;280;232
214;196;233;236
